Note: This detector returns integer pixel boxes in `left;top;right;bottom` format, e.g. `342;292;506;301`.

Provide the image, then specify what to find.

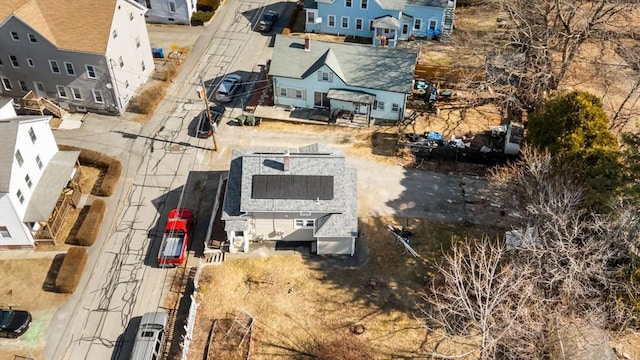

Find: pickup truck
158;208;194;267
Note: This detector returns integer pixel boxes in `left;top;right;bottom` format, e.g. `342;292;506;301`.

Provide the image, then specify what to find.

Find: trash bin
151;48;164;59
236;115;245;126
245;115;256;126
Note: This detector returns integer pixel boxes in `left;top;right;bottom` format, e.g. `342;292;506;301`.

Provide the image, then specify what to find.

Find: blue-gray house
304;0;456;47
269;35;417;122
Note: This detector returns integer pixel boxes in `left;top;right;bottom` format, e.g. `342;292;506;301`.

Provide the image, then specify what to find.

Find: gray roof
222;144;357;238
378;0;406;11
405;0;450;7
24;150;79;222
269;35;417;94
327;89;375;104
0;115;51;193
372;15;401;29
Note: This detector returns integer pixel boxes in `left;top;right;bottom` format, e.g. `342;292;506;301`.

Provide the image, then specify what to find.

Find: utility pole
197;76;218;151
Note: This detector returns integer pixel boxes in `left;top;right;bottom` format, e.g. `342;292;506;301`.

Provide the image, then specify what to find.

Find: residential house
221;144;358;255
269;35;417;122
0;97;80;250
0;0;154;116
137;0;197;25
304;0;456;47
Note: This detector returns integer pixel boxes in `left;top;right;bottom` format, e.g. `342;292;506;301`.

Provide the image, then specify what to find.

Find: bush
55;247;88;293
134;83;166;115
191;10;214;25
75;200;106;246
58;145;122;197
197;0;219;11
162;61;179;83
286;7;300;30
282;27;291;35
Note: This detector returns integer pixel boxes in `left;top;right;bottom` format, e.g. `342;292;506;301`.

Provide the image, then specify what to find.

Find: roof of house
405;0;450;7
0;0;134;54
269;35;417;94
222;143;358;238
0;115;48;193
376;0;406;11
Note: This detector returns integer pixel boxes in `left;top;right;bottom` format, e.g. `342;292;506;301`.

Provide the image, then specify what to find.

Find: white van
130;312;168;360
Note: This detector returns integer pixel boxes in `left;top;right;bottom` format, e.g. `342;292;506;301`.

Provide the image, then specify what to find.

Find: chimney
283;149;290;172
304;34;311;52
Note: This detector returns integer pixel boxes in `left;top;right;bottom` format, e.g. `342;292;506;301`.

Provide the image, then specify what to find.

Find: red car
158;208;194;267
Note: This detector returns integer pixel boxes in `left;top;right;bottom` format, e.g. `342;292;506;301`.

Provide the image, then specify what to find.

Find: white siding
317;237;353;255
0;194;34;249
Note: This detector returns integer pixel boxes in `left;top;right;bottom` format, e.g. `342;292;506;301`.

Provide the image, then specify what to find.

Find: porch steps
205;250;225;265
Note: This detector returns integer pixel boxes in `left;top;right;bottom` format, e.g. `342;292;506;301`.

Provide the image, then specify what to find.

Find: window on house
141;60;146;72
295;89;304;99
279;88;287;97
355;18;363;30
16;189;24;204
345;0;352;7
369;20;374;31
317;71;332;82
19;80;28;92
70;87;82;100
145;0;152;9
361;0;368;9
112;29;118;39
294;219;315;229
306;11;315;23
64;62;75;75
0;226;11;238
26;58;34;67
135;36;141;48
328;15;335;27
10;32;19;41
9;55;19;68
119;56;124;68
15;150;24;166
28;127;37;143
341;16;349;29
85;65;96;79
169;1;176;12
28;33;37;42
92;89;104;103
25;174;32;188
376;101;385;110
49;60;60;73
414;19;422;30
35;155;43;169
57;85;68;98
392;103;400;112
1;78;12;91
429;19;437;31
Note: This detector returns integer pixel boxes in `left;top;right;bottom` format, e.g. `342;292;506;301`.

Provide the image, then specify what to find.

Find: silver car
214;74;242;102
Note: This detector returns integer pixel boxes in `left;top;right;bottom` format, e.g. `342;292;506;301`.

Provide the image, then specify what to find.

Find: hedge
58;145;122;197
191;11;214;25
55;247;88;293
75;199;106;246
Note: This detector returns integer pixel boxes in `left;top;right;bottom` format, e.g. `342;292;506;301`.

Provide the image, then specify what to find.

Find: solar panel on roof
251;175;333;200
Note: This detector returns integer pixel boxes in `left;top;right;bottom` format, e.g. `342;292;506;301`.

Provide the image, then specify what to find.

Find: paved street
45;1;485;359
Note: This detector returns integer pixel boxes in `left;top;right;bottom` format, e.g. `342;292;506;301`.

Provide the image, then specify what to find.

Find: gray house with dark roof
221;144;358;255
269;35;417;122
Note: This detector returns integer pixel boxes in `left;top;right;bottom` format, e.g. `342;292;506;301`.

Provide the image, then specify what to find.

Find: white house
137;0;197;25
0;0;154;115
0;97;79;250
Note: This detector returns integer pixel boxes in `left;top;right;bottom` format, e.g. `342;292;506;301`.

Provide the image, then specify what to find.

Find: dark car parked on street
0;308;32;338
257;10;279;32
196;105;226;138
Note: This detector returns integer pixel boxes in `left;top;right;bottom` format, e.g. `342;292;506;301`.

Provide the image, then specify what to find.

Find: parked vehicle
196;105;226;138
258;10;279;32
157;208;194;267
0;308;31;338
214;74;242;102
129;311;168;360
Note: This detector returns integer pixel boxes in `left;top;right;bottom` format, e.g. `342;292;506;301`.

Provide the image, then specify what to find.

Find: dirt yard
189;217;499;359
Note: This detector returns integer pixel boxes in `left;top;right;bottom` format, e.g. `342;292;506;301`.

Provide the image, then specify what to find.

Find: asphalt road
46;1;485;359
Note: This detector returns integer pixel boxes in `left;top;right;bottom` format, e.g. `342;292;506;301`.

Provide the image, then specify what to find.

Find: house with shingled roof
269;35;417;123
303;0;456;46
221;144;358;255
0;0;154;116
0;97;80;249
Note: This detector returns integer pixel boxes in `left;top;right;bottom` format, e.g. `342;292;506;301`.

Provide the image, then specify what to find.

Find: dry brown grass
190;217;499;359
55;247;88;293
74;199;106;246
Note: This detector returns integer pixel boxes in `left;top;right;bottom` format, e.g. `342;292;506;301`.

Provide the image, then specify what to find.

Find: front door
33;81;46;97
314;91;329;108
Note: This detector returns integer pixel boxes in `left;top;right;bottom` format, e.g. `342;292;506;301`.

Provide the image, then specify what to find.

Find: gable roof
0;0;136;54
269;35;417;94
375;0;406;11
222;144;358;237
405;0;450;7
